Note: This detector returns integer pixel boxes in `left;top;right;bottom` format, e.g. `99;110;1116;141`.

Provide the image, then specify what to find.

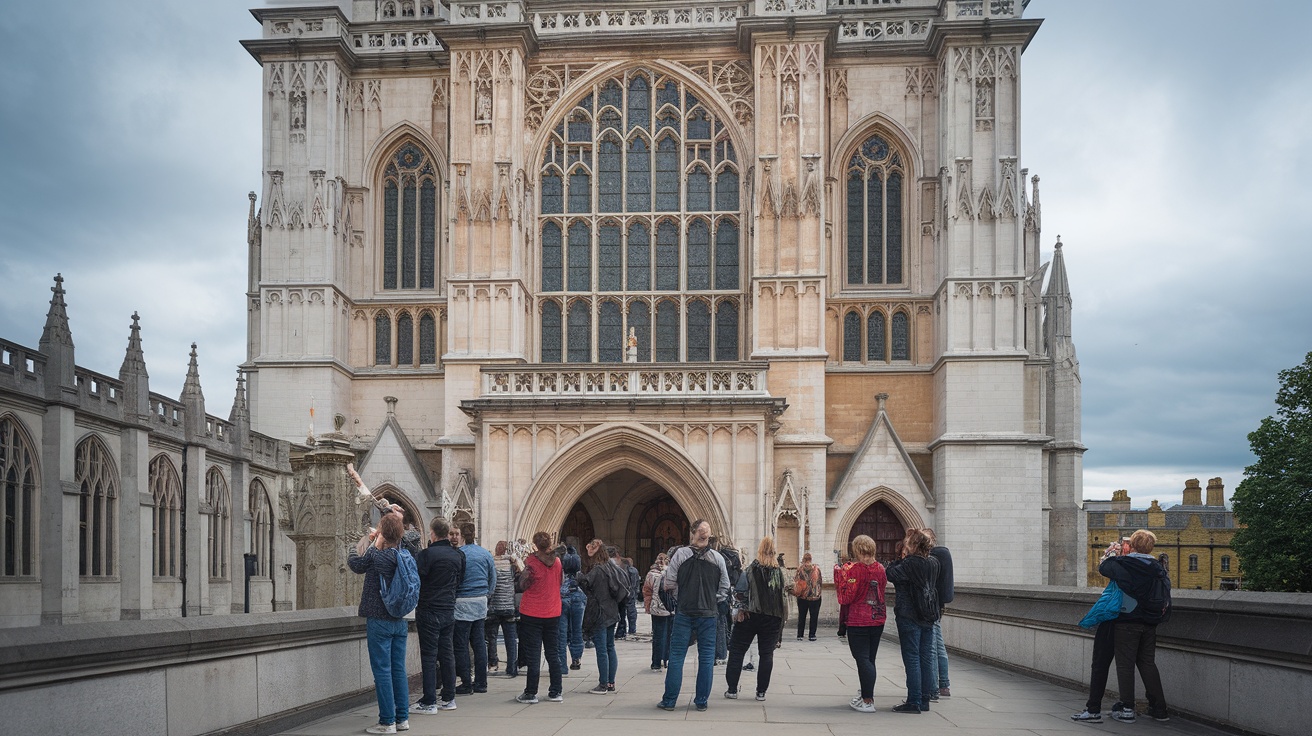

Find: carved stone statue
626;326;638;363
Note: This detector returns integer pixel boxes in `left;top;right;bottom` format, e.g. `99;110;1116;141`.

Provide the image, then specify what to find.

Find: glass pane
891;312;909;360
541;170;563;214
598;301;623;362
715;301;739;361
568;112;591;142
541;301;562;363
867;312;886;362
626;222;650;290
375;313;391;365
843;312;861;362
628;300;651;362
567;300;592;362
568;169;591;214
541;222;562;291
887;172;903;284
598;137;622;213
383;181;398;289
401;181;416;288
419;313;436;364
687;109;710;140
656;220;679;290
655;137;679;212
627;76;650;130
714;220;739;290
686;168;710;211
866;172;883;284
598;223;622;291
846;174;863;284
397;313;413;365
687;301;710;361
626;138;650;212
420;180;436;289
715;168;738;211
600;80;623;111
655;300;680;362
687;219;710;290
568;221;591;292
656;80;680;110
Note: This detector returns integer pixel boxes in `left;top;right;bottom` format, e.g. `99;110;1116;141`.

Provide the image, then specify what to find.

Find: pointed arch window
76;436;116;577
1;416;38;577
891;312;910;361
845;134;906;286
150;455;181;578
843;312;862;362
249;480;273;578
396;312;414;366
537;68;744;363
380;141;440;290
374;313;392;366
867;312;886;362
206;467;230;580
419;312;437;365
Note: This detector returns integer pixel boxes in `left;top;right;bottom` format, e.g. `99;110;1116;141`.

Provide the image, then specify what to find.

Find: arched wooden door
635;493;689;572
848;500;906;565
560;502;595;549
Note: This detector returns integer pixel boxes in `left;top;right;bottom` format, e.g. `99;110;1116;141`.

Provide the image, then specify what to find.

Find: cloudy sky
2;1;1309;507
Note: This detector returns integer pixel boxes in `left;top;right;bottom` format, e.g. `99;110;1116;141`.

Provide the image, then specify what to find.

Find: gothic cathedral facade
242;0;1084;585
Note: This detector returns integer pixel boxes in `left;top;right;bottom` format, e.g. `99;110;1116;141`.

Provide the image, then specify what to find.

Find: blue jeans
366;618;409;725
661;613;717;707
485;611;519;673
929;620;950;689
592;626;618;686
615;594;637;637
416;608;456;705
896;613;936;707
454;618;487;688
651;614;673;668
556;590;585;670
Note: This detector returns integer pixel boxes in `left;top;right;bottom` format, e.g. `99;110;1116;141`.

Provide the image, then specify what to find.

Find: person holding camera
885;529;941;714
1098;529;1171;723
348;513;410;734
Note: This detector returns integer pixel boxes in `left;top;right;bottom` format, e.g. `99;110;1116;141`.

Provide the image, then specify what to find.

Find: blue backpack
380;548;420;618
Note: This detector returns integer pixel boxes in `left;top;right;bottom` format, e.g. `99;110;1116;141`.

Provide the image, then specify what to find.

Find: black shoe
455;684;473;695
473;686;488;694
920;701;930;711
808;636;816;641
892;702;922;714
571;659;582;670
929;690;939;702
651;664;662;670
657;702;676;711
743;663;755;671
695;702;708;712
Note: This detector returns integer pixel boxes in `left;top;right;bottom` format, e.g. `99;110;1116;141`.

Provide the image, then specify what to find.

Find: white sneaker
546;693;563;702
395;721;409;732
850;700;877;713
411;703;440;715
437;700;457;711
515;692;539;704
365;724;396;735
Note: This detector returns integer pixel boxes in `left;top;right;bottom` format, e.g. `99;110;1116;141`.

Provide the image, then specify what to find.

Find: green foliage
1231;351;1312;592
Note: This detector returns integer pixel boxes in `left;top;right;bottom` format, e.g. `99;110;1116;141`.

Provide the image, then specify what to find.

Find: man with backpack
658;520;731;712
714;537;743;664
1098;529;1171;723
348;513;415;734
412;515;465;715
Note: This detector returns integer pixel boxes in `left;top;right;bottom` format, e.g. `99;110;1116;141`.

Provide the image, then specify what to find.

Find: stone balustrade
0;607;418;736
532;3;743;35
481;362;770;398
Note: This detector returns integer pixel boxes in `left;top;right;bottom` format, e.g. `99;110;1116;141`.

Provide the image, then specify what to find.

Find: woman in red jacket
834;534;888;713
513;531;564;704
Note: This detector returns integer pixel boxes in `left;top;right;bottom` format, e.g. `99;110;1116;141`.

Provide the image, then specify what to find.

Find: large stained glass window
845;134;905;286
76;436;116;577
537;68;742;363
381;142;440;290
1;416;38;577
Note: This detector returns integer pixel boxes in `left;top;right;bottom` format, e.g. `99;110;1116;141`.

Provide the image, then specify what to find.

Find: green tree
1231;351;1312;592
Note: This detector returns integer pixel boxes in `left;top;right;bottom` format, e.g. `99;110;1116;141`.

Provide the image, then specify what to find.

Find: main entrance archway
517;423;726;546
849;501;906;565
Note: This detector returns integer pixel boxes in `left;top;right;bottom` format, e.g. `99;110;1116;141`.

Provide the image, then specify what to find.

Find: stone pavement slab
280;625;1235;736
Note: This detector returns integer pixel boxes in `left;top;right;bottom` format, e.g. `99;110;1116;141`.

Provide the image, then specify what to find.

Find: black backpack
720;547;743;588
1137;569;1172;625
912;556;941;624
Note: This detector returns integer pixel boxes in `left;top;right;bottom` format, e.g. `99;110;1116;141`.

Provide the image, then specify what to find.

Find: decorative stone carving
760;158;781;218
827;68;848;101
432;76;448;109
801;156;821;218
998;159;1017;218
312;61;328;93
955;161;973;219
266;170;287;229
309;170;327;228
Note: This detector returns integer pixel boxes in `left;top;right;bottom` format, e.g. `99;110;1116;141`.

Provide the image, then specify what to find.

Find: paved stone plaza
283;628;1228;736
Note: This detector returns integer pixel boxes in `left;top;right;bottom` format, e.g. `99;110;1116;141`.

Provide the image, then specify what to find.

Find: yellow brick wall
1087;513;1242;590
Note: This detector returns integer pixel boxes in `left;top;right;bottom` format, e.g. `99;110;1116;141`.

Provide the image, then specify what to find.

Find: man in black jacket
925;529;954;699
1098;529;1170;723
412;516;466;714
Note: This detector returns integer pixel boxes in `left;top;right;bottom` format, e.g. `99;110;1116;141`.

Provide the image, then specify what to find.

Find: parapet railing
480;362;771;398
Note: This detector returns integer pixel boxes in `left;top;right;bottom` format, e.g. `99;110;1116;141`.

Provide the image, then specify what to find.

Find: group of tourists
348;507;966;733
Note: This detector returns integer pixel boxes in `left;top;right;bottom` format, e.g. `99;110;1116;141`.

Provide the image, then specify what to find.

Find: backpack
720;547;743;588
912;556;941;624
1136;569;1172;625
379;548;420;618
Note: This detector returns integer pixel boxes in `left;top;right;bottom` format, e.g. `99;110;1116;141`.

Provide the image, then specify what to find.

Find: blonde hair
1128;529;1157;554
850;534;877;561
756;536;779;567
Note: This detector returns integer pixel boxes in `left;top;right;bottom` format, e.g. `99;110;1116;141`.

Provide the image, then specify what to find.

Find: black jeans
846;624;884;700
416;607;457;705
1114;621;1167;715
1085;621;1116;713
454;618;488;688
724;612;782;695
485;610;519;673
518;614;563;697
796;598;821;638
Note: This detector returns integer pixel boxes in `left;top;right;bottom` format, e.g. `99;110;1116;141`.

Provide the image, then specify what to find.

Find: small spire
181;342;204;403
229;368;248;423
39;273;74;349
119;311;148;377
1045;237;1070;300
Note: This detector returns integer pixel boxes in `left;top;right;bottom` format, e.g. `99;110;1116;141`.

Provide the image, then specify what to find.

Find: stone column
286;433;365;609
